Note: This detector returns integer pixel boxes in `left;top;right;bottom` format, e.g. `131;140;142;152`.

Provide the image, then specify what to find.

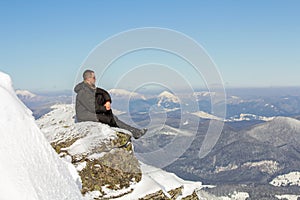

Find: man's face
88;73;96;85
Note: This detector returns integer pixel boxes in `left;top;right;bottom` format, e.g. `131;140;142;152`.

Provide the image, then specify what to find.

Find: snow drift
0;72;83;200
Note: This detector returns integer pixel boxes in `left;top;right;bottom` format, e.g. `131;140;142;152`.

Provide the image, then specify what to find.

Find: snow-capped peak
109;88;146;100
157;91;180;110
16;89;36;99
158;91;180;103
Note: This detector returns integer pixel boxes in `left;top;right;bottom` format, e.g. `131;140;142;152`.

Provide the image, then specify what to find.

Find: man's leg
113;116;147;139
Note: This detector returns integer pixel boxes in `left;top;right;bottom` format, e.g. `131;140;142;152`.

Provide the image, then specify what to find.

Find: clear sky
0;0;299;91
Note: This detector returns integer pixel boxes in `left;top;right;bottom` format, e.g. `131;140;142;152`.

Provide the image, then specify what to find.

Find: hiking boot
133;128;147;139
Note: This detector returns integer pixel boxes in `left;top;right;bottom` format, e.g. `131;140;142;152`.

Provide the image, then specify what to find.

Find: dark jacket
95;88;118;127
74;81;98;122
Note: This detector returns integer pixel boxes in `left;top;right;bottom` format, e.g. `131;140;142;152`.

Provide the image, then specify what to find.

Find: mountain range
17;88;300;121
15;87;300;199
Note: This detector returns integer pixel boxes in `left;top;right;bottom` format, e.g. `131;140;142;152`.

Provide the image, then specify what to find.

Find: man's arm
95;88;112;113
77;90;96;113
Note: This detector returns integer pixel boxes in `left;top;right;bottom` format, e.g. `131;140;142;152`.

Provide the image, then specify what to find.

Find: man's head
83;69;96;86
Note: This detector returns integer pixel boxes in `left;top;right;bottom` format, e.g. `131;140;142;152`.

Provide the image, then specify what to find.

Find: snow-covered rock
0;71;83;200
37;103;205;199
116;163;203;199
37;104;141;199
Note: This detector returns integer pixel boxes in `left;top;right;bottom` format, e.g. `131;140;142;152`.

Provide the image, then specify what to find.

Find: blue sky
0;0;299;91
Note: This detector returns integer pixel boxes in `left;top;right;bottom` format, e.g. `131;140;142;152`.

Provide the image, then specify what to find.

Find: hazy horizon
17;85;300;98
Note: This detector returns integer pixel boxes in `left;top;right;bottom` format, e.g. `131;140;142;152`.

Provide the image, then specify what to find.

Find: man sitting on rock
74;69;147;139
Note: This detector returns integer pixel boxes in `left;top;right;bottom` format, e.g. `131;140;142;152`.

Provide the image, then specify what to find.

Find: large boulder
37;104;142;199
37;104;204;199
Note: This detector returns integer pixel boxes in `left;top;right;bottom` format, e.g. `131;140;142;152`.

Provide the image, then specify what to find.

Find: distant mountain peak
158;91;180;103
246;116;300;147
16;89;36;99
270;116;300;129
109;88;146;100
157;91;180;111
192;111;222;121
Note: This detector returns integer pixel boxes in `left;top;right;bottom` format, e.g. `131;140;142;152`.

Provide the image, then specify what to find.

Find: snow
227;113;274;122
158;91;180;104
219;191;249;200
214;160;281;175
183;120;189;125
83;160;203;200
64;123;117;156
109;88;146;100
276;194;300;200
0;71;83;200
115;162;203;199
247;116;300;142
270;171;300;187
193;91;216;97
273;116;300;130
198;190;249;200
16;89;36;98
192;111;223;121
148;124;193;136
242;160;280;175
37;104;118;144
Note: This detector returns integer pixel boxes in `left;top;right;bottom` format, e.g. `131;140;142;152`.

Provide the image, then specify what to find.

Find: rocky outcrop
58;132;141;197
37;104;203;199
37;105;141;199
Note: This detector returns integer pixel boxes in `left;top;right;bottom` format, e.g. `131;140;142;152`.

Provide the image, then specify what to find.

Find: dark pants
97;110;142;139
114;116;143;139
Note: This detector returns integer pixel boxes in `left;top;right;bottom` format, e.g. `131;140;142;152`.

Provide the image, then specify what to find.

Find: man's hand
104;101;111;110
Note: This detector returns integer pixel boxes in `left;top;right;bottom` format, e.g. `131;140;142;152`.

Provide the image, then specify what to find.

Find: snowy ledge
36;104;205;199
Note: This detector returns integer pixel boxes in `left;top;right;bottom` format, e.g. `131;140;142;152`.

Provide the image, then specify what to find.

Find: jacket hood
74;82;87;93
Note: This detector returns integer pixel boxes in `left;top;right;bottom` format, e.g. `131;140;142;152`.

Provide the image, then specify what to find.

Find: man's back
74;81;98;122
